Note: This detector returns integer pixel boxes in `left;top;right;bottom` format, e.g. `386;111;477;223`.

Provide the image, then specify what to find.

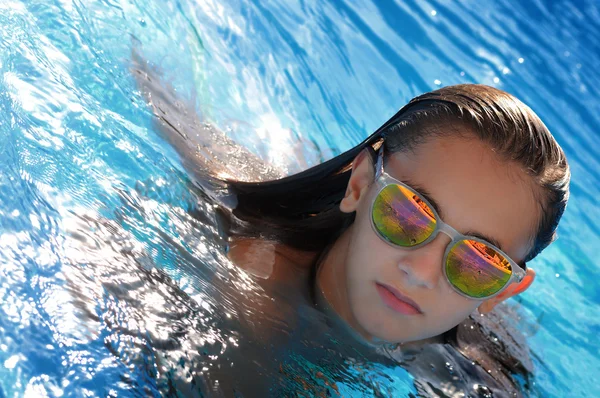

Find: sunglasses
370;147;526;300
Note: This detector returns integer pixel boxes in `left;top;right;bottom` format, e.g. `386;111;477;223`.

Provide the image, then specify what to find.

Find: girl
133;58;570;396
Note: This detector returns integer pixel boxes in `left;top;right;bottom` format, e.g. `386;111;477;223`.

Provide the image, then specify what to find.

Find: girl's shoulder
453;302;534;381
227;238;319;281
387;302;533;397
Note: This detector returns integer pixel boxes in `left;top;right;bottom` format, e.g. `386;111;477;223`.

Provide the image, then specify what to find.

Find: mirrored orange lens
445;239;512;298
372;184;437;246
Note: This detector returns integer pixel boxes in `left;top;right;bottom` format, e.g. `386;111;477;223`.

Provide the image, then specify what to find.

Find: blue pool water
1;0;599;396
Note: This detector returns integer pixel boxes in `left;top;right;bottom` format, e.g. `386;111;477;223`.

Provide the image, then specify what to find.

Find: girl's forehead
385;136;539;263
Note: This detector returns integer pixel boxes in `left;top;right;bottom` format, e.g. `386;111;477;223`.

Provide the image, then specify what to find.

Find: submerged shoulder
454;303;534;378
227;237;319;280
386;302;533;397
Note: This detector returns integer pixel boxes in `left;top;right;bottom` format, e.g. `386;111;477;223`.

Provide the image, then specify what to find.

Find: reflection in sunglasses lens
372;184;436;246
446;239;512;298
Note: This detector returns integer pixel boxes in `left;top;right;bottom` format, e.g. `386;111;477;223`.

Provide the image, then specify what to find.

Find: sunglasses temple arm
514;265;527;282
375;147;384;178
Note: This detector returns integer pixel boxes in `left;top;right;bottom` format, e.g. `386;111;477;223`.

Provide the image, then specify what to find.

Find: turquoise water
1;0;599;396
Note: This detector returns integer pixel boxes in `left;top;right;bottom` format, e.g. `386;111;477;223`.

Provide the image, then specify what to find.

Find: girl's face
335;135;539;343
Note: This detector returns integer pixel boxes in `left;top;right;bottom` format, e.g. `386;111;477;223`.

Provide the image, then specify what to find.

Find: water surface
0;0;598;396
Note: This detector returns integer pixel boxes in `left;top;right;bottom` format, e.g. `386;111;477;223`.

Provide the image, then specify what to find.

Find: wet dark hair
222;84;570;265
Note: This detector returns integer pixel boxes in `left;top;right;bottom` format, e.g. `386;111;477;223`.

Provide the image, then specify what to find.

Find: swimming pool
1;0;598;396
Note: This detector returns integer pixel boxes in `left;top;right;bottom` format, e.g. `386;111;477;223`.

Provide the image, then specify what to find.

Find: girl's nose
396;233;450;289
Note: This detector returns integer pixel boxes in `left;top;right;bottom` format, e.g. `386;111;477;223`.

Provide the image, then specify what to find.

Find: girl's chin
355;315;443;345
355;317;415;344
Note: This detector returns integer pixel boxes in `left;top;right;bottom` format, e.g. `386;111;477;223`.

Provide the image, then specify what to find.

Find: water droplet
502;67;510;74
518;57;525;63
473;384;493;398
493;77;500;83
555;273;560;278
434;79;442;85
445;361;454;374
138;18;147;27
460;71;465;76
431;10;437;16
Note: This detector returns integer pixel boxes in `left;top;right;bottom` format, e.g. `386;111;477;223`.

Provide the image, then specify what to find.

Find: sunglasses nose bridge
436;221;461;241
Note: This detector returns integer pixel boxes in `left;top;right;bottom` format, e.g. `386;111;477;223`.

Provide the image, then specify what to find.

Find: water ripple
0;0;599;396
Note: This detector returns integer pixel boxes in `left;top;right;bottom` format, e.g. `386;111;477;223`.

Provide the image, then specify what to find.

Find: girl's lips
375;283;423;315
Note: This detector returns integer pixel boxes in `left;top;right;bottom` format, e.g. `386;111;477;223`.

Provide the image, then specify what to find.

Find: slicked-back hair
221;84;570;264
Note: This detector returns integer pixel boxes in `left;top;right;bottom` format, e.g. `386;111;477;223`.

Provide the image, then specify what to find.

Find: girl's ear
340;148;375;213
478;268;536;314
